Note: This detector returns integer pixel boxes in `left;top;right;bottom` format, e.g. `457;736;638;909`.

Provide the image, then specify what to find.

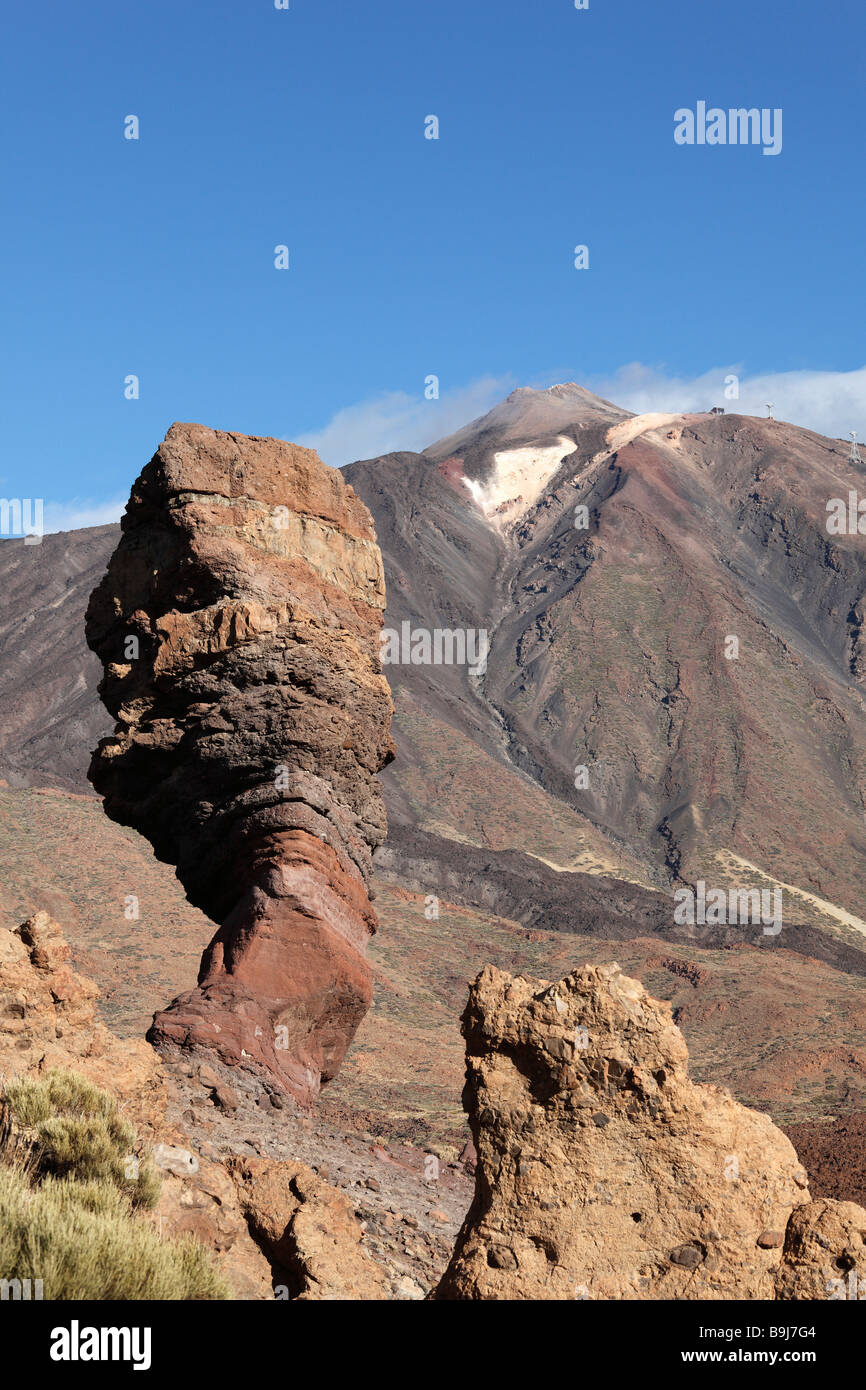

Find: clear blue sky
2;0;864;524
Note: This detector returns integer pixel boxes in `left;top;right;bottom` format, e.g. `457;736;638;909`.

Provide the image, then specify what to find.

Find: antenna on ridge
851;431;863;466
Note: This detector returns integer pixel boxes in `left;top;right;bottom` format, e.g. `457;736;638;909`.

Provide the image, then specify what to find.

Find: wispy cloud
295;374;514;468
587;363;866;440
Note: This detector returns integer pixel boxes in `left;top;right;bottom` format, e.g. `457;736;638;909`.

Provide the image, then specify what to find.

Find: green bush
0;1070;230;1301
4;1070;159;1209
0;1166;229;1300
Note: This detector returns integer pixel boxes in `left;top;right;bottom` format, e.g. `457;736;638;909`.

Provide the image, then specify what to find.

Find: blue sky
2;0;865;528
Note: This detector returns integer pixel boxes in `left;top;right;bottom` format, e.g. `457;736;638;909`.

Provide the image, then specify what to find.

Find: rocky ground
156;1045;472;1298
0;910;470;1298
784;1113;866;1209
5;904;866;1301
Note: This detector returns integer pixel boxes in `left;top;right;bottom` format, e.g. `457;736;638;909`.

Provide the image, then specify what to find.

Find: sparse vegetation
0;1069;230;1300
4;1069;160;1208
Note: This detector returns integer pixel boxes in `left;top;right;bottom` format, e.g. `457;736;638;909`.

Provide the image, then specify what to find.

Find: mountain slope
0;525;117;790
346;385;866;929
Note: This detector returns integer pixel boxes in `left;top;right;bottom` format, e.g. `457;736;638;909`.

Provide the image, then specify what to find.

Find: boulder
226;1155;389;1299
776;1198;866;1300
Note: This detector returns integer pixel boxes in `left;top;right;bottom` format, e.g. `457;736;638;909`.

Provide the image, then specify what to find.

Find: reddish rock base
149;831;376;1102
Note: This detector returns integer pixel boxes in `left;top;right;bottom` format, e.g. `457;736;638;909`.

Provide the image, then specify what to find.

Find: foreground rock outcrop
0;911;165;1137
227;1155;389;1299
776;1199;866;1300
0;912;399;1298
0;911;268;1296
86;424;395;1104
435;963;866;1300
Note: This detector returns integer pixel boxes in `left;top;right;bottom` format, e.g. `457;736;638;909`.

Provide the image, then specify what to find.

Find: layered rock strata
86;423;394;1103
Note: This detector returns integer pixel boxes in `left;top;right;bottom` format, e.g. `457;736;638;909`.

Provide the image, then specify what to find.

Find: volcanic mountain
345;383;866;935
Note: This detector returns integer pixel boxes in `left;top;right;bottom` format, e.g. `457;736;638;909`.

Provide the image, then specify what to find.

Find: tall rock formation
86;423;395;1104
435;962;866;1300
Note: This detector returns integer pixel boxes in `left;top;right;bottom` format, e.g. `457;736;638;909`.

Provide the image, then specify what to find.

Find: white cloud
295;374;514;468
587;363;866;440
42;498;125;534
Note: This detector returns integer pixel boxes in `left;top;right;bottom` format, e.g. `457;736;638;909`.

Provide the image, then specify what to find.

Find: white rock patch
605;412;681;452
462;436;575;531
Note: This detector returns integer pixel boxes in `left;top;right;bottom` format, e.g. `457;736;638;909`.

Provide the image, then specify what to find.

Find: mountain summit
422;384;631;533
424;382;629;463
345;386;866;928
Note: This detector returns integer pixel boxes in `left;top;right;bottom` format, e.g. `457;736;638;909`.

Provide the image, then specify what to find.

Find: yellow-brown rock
227;1155;389;1300
0;912;164;1136
435;962;866;1300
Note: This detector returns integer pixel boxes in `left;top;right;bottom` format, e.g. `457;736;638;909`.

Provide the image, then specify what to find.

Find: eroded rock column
86;423;394;1104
